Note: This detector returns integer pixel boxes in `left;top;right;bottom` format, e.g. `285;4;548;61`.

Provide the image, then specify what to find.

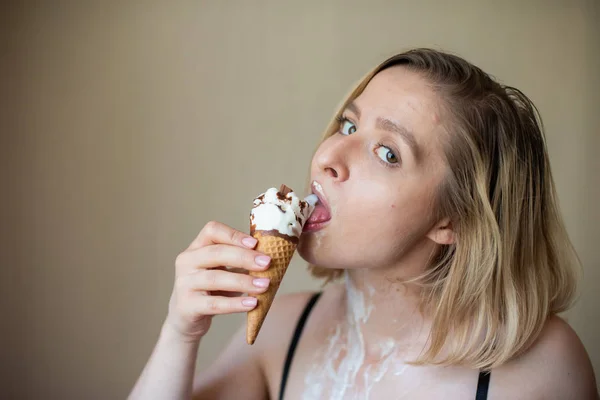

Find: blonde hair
307;48;581;370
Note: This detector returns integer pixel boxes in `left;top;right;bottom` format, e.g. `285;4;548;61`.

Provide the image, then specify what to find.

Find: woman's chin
296;239;311;263
297;234;321;265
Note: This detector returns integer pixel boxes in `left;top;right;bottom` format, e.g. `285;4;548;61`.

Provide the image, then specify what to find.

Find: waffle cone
246;231;297;345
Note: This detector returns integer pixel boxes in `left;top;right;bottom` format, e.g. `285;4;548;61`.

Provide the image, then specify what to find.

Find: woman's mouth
303;181;332;232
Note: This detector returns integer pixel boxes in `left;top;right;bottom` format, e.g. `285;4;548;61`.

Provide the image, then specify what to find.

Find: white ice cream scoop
250;186;317;239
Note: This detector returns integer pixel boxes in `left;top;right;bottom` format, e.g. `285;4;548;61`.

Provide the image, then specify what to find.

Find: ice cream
246;185;317;345
250;186;317;241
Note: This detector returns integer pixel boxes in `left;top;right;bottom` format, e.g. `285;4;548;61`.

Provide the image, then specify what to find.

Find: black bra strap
475;370;491;400
278;292;322;400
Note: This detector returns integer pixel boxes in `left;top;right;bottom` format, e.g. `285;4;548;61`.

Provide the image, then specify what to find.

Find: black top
278;292;491;400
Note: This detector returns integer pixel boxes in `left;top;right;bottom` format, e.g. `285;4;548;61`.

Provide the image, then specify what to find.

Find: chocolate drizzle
252;229;299;244
299;201;306;212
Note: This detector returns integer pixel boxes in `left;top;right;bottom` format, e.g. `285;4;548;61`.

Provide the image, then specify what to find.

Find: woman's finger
189;293;259;315
175;244;271;273
184;269;270;294
187;221;257;250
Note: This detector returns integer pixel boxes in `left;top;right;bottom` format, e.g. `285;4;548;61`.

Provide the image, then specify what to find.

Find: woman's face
298;66;451;272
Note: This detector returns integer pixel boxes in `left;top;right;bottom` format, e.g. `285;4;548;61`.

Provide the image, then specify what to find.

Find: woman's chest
261;329;480;400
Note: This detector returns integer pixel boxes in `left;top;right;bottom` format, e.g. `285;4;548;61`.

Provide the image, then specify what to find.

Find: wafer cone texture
246;231;296;345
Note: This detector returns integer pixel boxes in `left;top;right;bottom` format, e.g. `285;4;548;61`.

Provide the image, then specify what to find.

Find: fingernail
242;237;258;248
255;255;271;267
253;278;270;288
242;298;257;307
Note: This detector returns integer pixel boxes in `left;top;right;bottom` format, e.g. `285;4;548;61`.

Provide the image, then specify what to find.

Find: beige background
1;1;598;398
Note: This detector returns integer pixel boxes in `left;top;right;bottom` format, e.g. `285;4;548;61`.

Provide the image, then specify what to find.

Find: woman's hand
165;221;272;342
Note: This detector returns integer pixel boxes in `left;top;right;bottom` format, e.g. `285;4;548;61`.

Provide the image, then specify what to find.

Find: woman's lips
303;220;329;233
303;181;332;232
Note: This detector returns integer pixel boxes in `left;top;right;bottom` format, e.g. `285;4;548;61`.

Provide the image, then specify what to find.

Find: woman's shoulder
251;290;323;398
193;291;320;400
257;285;342;349
490;315;598;399
255;290;321;349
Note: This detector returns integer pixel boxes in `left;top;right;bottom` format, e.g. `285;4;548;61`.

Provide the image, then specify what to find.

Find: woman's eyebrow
376;118;421;162
344;101;421;162
346;101;362;119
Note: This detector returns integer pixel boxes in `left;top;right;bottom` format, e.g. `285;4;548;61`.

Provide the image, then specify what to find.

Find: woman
130;48;598;399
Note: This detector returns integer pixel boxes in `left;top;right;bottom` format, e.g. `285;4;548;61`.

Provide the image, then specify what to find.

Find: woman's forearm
129;322;200;400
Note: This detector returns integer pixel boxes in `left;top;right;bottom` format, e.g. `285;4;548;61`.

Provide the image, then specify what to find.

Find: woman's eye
375;146;399;164
340;119;357;135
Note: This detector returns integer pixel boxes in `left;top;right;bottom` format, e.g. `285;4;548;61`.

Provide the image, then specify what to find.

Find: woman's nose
314;139;351;182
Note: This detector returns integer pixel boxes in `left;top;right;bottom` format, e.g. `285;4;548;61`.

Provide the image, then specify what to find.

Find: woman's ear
426;217;455;245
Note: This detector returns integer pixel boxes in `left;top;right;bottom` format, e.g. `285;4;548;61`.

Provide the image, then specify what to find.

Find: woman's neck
302;246;443;400
338;264;432;362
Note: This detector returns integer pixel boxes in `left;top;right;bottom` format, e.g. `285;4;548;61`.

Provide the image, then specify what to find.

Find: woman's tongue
307;203;331;224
